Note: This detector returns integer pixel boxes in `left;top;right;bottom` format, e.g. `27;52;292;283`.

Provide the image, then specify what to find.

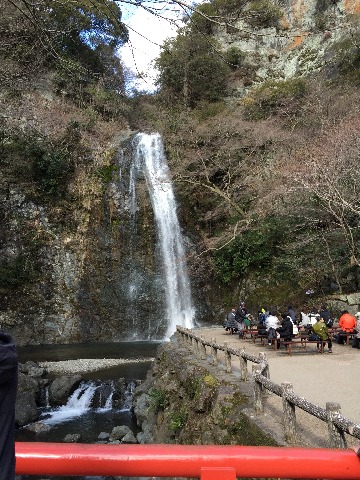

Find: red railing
15;443;360;478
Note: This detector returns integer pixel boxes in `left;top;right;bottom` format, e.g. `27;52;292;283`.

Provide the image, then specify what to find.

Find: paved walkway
193;325;360;447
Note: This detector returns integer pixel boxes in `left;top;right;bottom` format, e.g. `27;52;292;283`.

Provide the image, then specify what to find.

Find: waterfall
132;133;195;339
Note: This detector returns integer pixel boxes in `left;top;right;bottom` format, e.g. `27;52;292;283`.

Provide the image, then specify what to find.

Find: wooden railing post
177;327;185;347
282;382;297;444
252;364;263;414
195;336;201;356
183;329;189;348
211;339;218;366
258;352;269;379
200;335;206;360
191;333;196;350
224;342;232;373
326;402;347;448
239;349;248;381
189;330;194;348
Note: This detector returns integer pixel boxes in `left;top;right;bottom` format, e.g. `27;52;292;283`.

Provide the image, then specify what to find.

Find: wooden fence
176;326;360;448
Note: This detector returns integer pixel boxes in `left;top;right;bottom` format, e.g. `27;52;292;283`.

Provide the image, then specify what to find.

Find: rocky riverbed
16;357;153;428
38;357;154;374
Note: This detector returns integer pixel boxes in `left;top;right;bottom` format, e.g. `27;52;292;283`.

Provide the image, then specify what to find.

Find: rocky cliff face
0;123;204;345
1;133;165;345
214;0;360;92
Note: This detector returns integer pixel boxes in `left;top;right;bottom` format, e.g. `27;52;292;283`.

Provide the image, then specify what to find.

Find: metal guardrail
15;442;360;478
177;326;360;448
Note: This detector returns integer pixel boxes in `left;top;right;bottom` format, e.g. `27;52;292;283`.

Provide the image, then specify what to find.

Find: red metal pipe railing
15;443;360;478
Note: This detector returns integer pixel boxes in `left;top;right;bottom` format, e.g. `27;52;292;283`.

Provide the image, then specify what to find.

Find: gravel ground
39;357;154;374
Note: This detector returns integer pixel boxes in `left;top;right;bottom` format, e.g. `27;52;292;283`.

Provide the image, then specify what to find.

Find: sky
119;1;196;92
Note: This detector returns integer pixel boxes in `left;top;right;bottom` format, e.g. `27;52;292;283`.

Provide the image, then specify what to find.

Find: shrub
31;121;83;197
213;0;244;15
203;374;218;387
213;220;286;284
247;0;283;28
32;149;74;196
189;3;217;34
244;77;308;119
192;101;226;121
1;123;83;199
184;377;202;400
96;164;118;183
148;388;167;412
328;32;360;86
169;408;188;430
224;46;246;69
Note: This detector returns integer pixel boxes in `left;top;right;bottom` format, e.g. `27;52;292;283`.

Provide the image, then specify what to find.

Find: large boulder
63;433;82;443
19;361;45;378
110;425;137;443
16;373;40;426
49;375;82;405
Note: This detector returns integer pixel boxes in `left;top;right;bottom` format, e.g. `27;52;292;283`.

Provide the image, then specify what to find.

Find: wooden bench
240;329;254;340
281;337;327;355
332;331;354;345
249;331;267;345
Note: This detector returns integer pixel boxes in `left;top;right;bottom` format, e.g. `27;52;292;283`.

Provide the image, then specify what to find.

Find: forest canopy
1;0;128;92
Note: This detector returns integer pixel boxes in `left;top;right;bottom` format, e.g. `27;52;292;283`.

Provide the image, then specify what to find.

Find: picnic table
244;327;356;354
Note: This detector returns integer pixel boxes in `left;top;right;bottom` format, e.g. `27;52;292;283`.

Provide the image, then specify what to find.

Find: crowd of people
224;301;360;352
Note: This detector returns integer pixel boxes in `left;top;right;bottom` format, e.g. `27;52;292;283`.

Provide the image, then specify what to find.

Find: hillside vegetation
135;2;360;311
1;0;360;332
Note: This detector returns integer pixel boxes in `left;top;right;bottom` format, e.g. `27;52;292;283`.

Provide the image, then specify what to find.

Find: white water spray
42;382;98;425
133;133;195;338
41;382;118;425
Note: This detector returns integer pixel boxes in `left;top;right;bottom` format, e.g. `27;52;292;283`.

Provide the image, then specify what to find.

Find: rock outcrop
48;375;82;406
132;338;277;446
214;0;360;92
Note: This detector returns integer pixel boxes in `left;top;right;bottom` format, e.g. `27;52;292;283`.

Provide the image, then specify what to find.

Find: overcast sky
119;1;196;92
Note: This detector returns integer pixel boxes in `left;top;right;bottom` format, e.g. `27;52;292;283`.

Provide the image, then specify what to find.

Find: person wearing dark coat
0;332;18;480
235;302;247;338
225;309;237;334
287;306;296;324
276;314;294;348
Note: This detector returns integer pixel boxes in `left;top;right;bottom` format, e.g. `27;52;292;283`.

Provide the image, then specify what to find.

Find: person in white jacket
265;312;280;345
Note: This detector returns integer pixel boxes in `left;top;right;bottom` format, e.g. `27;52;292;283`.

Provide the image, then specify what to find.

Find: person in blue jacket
0;331;18;480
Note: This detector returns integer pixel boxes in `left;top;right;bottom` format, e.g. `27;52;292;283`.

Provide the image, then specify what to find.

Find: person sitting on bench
265;311;280;346
352;312;360;349
276;313;294;349
335;310;356;344
312;316;332;353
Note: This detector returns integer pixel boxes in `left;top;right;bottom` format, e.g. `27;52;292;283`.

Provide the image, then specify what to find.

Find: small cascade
121;380;136;412
103;390;113;410
96;381;115;411
42;382;98;425
45;387;49;408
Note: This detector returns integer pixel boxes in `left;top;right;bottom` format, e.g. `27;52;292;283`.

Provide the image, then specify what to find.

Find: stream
16;341;160;480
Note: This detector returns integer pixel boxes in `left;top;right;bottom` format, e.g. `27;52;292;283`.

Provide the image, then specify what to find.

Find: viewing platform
179;325;360;449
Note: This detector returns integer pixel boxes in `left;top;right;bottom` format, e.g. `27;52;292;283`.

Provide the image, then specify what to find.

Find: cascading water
130;133;195;339
42;381;105;425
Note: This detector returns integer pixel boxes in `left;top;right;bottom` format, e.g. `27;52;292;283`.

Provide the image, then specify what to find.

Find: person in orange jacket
336;310;356;345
